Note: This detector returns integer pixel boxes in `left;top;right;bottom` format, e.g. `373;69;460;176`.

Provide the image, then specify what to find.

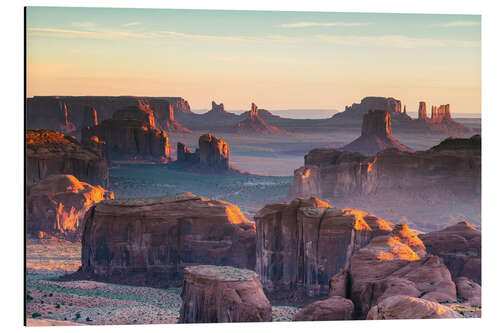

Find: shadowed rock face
290;135;481;230
82;106;98;128
342;110;415;155
348;225;457;317
81;105;170;163
26;96;191;135
159;103;193;133
234;103;286;134
80;193;256;287
366;295;461;320
26;129;109;187
211;101;225;113
179;265;272;323
174;134;243;174
254;197;393;299
420;221;481;284
27;174;114;241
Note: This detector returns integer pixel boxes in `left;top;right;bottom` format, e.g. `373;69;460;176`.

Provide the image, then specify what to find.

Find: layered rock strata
179;265;272;323
26;129;109;187
80;193;256;287
254;197;393;299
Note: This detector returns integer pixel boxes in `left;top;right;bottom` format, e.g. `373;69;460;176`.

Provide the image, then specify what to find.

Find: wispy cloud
279;21;369;28
316;34;479;48
121;21;142;27
28;28;157;39
71;22;98;29
434;20;480;28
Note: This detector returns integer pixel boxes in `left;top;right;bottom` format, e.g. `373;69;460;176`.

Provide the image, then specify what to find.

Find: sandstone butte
179;265;272;323
26;96;191;135
254;197;393;299
81;103;170;163
289;135;481;209
233;103;287;134
341;109;415;155
26;129;109;187
175;133;245;174
159;102;192;133
79;193;256;287
27;174;114;241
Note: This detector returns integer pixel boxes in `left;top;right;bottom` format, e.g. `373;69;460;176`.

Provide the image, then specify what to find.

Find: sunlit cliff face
225;206;250;225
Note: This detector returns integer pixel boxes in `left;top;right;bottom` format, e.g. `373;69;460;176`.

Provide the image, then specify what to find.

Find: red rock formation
289;136;481;229
27;96;191;135
334;97;411;122
27;175;113;241
211;101;225;113
81;105;170;163
26;129;109;187
82;106;98;128
293;296;355;321
365;295;461;319
80;193;256;287
455;277;481;306
348;225;457;317
254;197;393;299
419;221;481;284
179;265;272;323
234;103;287;134
174;134;243;174
342;110;415;155
158;103;193;133
418;101;427;120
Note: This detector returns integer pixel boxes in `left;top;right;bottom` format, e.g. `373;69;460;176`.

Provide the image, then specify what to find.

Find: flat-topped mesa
179;265;272;323
341;110;414;155
335;96;411;122
80;193;256;287
418;101;427;120
254;197;393;299
26;129;109;187
81;105;170;163
211;101;225;113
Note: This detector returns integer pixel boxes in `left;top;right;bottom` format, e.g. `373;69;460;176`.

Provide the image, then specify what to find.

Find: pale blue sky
26;7;481;115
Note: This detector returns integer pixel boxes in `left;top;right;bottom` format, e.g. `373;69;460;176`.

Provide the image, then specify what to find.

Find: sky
26;7;481;116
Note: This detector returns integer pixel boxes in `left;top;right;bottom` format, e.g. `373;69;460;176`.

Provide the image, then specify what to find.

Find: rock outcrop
420;221;481;284
254;197;393;299
26;175;113;241
82;106;98;128
455;277;481;306
341;110;415;155
293;296;354;321
210;101;225;113
80;193;256;287
26;129;109;187
234;103;286;134
81;105;170;163
333;97;411;122
158;103;192;133
366;295;461;319
179;265;272;323
348;225;456;317
174;134;244;174
290;135;481;230
27;96;192;135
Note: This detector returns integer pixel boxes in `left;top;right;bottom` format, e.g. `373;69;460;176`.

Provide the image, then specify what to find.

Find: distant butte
341;109;415;155
234;103;287;134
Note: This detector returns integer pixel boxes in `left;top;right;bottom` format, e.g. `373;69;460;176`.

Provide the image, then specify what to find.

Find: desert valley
25;95;481;325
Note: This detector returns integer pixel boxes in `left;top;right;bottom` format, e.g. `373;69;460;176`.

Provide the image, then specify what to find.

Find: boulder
80;193;256;287
81;105;170;162
179;265;272;323
328;270;350;298
341;110;415;155
26;129;109;187
455;277;481;306
26;174;113;241
293;296;354;321
349;225;456;317
420;221;481;284
366;295;461;320
255;197;393;299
